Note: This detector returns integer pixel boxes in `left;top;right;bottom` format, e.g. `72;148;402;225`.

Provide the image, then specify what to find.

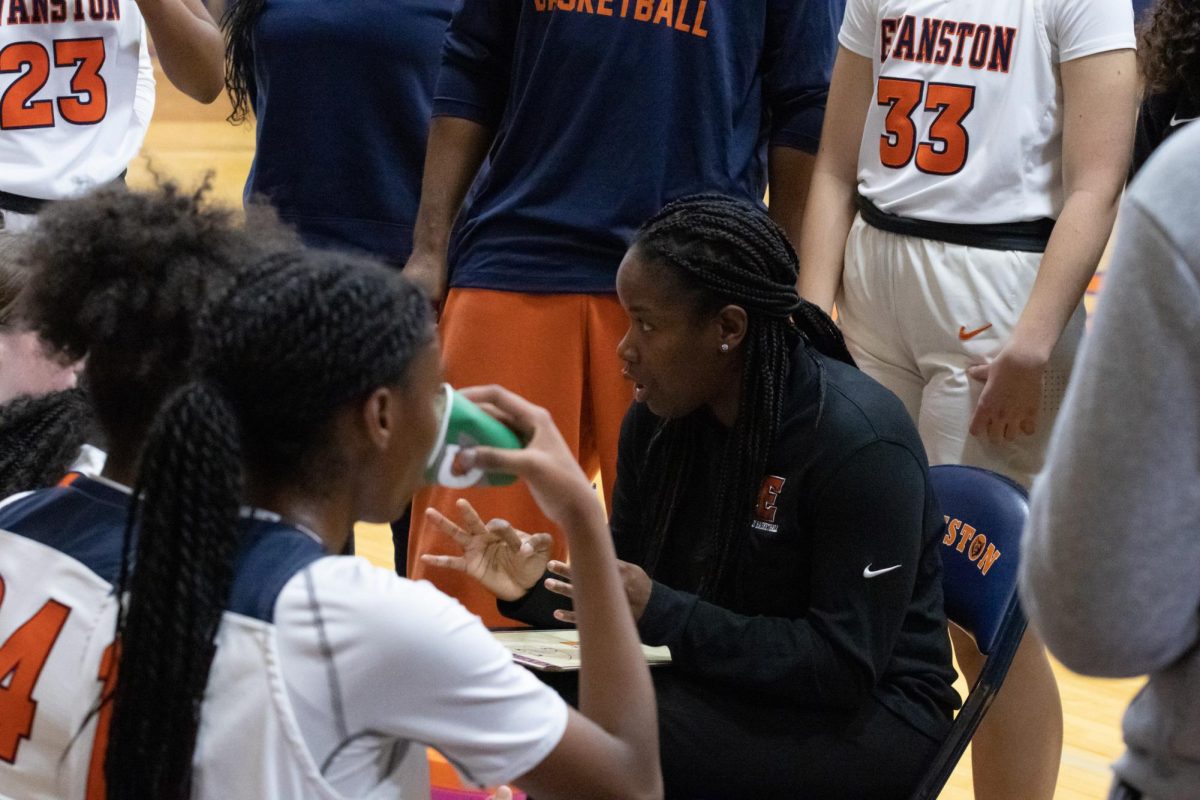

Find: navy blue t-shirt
437;0;843;293
245;0;453;266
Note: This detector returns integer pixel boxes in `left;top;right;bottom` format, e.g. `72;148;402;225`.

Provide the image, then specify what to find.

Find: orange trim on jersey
56;472;81;488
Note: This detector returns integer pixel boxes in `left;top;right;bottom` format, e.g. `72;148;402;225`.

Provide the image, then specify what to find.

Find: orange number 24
0;575;71;763
0;573;116;796
878;77;975;176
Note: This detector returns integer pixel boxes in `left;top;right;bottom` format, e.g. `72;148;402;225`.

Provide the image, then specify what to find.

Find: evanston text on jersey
881;15;1016;73
532;0;710;39
4;0;120;24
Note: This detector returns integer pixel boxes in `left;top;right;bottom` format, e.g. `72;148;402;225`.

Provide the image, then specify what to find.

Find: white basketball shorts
837;214;1085;488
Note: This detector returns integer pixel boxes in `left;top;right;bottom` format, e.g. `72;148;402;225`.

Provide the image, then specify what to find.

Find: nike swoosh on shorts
863;563;903;579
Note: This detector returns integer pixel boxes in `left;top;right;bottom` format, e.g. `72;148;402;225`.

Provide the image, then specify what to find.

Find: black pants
540;670;940;799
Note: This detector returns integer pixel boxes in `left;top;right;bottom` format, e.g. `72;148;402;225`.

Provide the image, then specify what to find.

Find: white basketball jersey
840;0;1134;224
0;476;129;800
0;0;154;201
191;515;567;800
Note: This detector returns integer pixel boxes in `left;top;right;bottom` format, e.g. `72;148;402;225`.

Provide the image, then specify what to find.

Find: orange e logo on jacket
532;0;710;39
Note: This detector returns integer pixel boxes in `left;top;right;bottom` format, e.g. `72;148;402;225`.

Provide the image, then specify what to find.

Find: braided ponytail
0;388;96;496
106;382;242;799
106;251;434;799
632;194;854;599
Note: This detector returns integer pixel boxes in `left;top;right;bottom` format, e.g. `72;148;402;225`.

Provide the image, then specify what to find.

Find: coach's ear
716;304;748;352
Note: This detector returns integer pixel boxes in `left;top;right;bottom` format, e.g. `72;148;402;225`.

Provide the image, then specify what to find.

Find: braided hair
105;252;434;800
222;0;266;124
630;194;854;599
0;388;96;496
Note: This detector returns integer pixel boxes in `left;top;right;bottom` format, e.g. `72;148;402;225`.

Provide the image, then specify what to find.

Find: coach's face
616;248;744;421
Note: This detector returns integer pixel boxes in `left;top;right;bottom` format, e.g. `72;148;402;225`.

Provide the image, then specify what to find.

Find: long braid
106;252;433;799
632;194;853;600
107;383;242;799
222;0;266;124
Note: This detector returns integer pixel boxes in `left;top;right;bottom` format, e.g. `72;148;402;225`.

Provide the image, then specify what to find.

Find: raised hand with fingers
420;499;553;602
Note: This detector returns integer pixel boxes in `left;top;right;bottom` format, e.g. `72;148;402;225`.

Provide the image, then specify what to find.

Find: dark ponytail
106;251;434;799
631;194;854;599
222;0;266;124
106;382;242;799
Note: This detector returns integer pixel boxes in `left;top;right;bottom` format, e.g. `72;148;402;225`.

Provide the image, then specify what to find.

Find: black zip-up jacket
502;344;960;740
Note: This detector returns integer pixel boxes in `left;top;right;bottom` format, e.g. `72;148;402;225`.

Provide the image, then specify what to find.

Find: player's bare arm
454;386;662;800
968;48;1138;442
135;0;224;103
404;117;493;303
797;48;874;313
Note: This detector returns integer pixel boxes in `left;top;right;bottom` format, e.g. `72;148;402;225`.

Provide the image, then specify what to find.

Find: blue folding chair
910;465;1030;800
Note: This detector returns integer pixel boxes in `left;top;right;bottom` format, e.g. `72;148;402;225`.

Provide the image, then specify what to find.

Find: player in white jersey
0;182;292;800
797;0;1137;797
0;0;223;231
95;244;658;798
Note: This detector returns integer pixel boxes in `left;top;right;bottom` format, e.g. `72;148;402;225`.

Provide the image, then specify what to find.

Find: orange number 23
0;38;108;130
878;77;975;176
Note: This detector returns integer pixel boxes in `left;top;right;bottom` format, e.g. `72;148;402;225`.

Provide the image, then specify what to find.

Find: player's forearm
410;116;493;257
563;502;659;763
768;146;816;249
136;0;224;103
1011;48;1138;362
1009;189;1121;363
796;48;872;313
797;166;856;312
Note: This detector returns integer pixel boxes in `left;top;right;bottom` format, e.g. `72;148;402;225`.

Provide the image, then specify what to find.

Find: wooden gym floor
129;65;1142;799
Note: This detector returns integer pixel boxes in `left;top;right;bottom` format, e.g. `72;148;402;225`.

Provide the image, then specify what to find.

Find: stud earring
720;343;730;353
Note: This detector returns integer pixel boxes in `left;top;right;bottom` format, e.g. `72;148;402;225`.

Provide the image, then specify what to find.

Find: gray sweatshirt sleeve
1020;197;1200;678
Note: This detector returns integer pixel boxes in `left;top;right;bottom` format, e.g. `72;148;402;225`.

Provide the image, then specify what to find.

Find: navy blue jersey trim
226;517;327;623
0;476;131;585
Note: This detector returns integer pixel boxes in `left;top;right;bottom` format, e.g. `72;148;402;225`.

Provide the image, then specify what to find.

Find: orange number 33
878;77;975;176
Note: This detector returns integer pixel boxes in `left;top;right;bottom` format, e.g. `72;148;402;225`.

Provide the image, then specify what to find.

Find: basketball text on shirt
532;0;710;39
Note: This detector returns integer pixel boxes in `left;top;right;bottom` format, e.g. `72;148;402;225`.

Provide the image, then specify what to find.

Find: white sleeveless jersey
840;0;1134;224
192;515;568;800
0;0;154;201
0;476;129;800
